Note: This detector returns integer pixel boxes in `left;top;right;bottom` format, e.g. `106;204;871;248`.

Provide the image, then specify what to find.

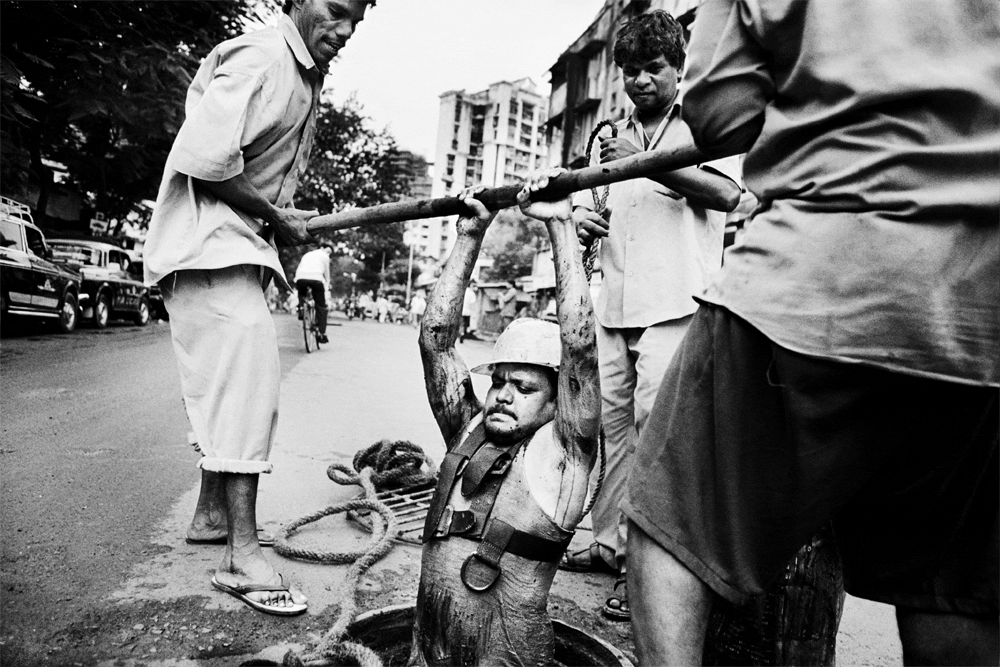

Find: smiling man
411;174;600;666
144;0;371;616
564;9;741;621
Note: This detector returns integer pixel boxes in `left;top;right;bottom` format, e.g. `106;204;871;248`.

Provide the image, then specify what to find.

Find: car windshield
50;244;100;267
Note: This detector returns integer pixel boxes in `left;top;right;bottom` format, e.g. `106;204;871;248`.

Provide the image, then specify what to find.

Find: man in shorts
623;0;999;663
144;0;373;615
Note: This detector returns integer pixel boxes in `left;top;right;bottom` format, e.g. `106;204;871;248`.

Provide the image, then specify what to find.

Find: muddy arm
518;172;601;524
418;192;495;445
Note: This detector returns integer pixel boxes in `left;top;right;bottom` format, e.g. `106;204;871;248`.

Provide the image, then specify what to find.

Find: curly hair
613;10;686;71
283;0;376;13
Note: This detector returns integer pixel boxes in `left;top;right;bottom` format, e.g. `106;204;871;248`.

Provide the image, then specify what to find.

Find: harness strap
422;423;487;542
461;442;513;497
460;519;574;592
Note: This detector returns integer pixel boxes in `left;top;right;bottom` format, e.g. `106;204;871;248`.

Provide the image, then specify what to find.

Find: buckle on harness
433;506;453;538
461;552;501;592
433;506;477;537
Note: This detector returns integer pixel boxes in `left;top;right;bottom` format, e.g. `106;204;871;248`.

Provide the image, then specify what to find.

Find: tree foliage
280;95;413;294
0;1;273;226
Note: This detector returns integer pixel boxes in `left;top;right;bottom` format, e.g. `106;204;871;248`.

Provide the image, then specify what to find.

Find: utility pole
404;227;415;305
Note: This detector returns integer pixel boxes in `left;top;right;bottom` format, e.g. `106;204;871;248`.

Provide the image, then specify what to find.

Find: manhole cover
347;481;436;545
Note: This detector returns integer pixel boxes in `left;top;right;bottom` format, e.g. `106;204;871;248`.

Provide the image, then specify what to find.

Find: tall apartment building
545;0;702;167
418;78;551;262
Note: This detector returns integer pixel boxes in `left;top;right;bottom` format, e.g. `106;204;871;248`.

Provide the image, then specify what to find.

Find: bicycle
301;292;322;353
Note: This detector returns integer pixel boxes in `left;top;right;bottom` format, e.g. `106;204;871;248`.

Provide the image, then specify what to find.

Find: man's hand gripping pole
306;144;708;237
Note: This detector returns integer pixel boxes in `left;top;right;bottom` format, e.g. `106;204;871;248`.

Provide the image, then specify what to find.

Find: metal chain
582;119;618;281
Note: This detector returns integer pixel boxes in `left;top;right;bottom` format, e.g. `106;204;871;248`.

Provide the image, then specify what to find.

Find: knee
896;607;999;666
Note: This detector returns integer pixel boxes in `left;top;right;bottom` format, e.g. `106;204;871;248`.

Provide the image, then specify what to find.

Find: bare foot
214;550;307;611
186;509;227;542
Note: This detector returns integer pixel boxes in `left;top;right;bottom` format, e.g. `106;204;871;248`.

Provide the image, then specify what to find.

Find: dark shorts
622;304;998;614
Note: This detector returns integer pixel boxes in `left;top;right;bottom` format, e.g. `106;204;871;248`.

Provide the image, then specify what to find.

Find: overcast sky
316;0;607;161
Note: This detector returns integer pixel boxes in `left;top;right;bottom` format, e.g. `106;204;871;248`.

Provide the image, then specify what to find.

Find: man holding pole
563;9;740;621
623;0;999;663
409;172;600;665
144;0;372;615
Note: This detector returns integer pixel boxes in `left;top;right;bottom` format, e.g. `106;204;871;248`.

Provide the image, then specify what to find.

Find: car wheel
134;297;150;327
93;292;110;329
57;293;78;334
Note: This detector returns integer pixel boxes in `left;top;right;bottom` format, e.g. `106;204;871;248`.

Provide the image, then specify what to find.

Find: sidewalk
102;314;901;666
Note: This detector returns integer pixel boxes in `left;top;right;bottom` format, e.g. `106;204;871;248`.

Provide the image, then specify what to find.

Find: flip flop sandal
602;577;630;621
211;573;307;616
559;542;617;574
186;526;275;547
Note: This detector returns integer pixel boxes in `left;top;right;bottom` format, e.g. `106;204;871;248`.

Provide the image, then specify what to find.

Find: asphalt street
1;312;903;666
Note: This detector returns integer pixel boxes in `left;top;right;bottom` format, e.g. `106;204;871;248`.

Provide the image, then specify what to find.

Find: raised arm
418;187;496;444
597;137;741;212
517;171;601;460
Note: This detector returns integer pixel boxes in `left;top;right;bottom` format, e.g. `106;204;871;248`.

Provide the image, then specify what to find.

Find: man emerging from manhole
409;171;600;666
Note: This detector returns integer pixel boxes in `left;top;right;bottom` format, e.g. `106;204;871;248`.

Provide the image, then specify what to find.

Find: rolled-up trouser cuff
198;457;273;474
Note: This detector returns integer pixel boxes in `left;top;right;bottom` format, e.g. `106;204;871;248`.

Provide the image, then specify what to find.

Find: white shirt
573;103;741;329
144;15;322;289
293;248;331;287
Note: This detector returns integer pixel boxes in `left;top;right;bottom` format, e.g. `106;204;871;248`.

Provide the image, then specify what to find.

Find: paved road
0;313;903;666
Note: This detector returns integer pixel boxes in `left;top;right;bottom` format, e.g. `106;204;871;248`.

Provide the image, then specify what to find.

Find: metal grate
347;480;436;545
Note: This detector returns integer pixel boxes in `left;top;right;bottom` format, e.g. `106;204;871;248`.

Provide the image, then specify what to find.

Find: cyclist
294;240;332;344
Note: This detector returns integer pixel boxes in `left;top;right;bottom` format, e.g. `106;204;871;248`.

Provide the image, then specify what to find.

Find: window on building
454;103;462;122
452;139;459;150
521;103;534;120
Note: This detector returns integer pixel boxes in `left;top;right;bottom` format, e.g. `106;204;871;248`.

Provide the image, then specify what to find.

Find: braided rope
582;119;618;282
273;440;436;667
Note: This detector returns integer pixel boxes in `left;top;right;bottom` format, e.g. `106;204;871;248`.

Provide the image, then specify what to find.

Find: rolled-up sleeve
682;0;773;158
168;67;270;182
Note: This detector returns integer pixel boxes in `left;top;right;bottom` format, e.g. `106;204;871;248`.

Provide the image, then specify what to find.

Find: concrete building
545;0;702;167
419;78;551;262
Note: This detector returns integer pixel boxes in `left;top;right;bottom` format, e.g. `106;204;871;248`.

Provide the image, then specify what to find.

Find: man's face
291;0;368;68
483;363;557;444
622;54;679;115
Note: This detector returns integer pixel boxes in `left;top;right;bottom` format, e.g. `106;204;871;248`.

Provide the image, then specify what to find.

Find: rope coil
272;440;436;667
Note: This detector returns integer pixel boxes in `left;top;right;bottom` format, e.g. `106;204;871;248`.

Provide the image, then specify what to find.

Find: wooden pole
307;144;706;235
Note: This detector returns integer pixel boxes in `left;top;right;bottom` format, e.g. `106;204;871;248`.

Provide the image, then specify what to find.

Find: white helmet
470;318;561;375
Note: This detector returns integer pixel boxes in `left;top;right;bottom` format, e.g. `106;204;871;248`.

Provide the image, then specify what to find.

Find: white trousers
590;315;693;569
162;265;279;474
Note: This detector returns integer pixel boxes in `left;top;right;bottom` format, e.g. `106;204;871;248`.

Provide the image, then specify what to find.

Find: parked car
0;197;81;333
127;259;167;321
48;239;151;328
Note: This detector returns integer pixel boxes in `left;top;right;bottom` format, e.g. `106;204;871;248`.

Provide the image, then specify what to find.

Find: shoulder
213;25;289;78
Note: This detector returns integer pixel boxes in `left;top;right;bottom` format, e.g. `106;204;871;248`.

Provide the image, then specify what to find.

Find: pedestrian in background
563;9;740;622
497;281;518;331
375;292;390;323
143;0;374;616
409;291;427;327
624;0;999;663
